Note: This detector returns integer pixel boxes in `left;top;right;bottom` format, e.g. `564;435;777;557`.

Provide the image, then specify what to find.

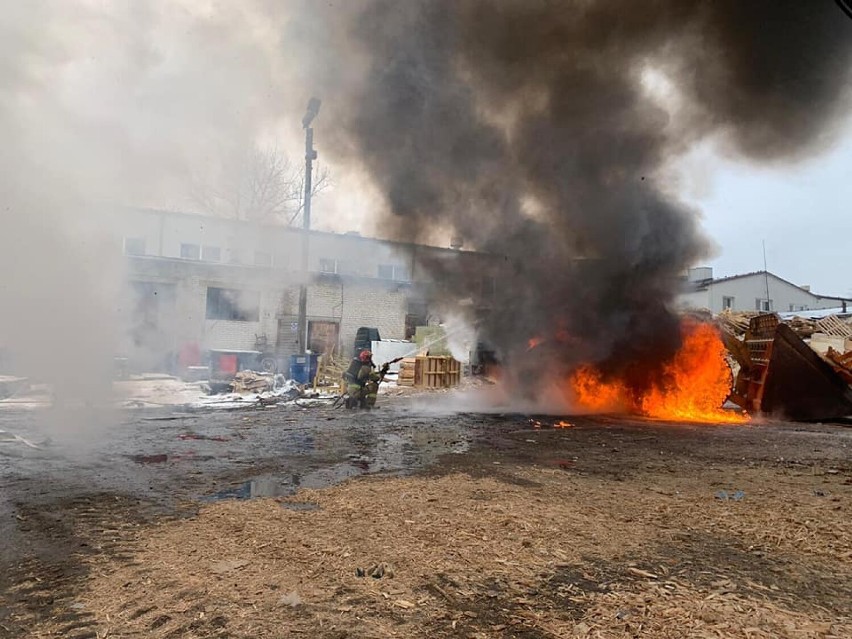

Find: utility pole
297;97;321;354
762;240;771;312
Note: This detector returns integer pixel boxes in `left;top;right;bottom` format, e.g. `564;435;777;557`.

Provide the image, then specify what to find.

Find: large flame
568;321;748;424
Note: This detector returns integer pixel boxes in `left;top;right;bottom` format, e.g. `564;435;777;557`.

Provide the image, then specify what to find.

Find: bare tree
191;145;330;224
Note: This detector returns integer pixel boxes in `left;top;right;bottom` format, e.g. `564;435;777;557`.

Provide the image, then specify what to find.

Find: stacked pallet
419;356;462;389
816;315;852;338
396;356;461;389
397;358;418;387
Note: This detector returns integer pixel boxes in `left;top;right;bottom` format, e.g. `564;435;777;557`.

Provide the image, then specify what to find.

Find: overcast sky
3;1;849;298
677;124;852;298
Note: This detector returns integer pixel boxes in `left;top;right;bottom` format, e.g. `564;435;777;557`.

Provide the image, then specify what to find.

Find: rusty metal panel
761;324;852;421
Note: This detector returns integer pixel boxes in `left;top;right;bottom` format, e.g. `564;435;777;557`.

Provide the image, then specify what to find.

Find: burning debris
567;320;747;423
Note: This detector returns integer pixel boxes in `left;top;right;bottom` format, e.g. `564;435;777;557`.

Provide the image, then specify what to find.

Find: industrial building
118;208;497;372
677;267;851;315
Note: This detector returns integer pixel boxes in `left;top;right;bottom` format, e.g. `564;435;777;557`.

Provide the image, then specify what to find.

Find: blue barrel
289;355;308;384
289;354;320;384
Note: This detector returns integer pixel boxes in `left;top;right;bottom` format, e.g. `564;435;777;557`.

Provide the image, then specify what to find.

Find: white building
677;267;851;315
118;208;499;371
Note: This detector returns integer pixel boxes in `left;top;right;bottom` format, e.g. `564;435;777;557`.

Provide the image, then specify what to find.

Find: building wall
680;273;845;313
119;208;502;371
675;289;710;311
124;259;421;367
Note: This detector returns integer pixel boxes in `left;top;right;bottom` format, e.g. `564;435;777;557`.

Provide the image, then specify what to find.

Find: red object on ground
219;354;238;375
179;342;201;368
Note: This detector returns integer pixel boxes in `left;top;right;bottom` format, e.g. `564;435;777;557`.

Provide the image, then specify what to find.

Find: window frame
319;258;339;274
377;264;409;281
180;243;201;260
205;287;260;322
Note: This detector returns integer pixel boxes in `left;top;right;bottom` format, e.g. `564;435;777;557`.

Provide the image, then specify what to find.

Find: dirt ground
2;403;851;638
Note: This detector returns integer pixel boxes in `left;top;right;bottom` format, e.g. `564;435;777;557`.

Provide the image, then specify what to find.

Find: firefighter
343;350;383;409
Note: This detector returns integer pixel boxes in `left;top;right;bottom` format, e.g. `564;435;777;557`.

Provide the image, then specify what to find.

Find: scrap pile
717;309;818;339
814;316;852;385
826;348;852;385
230;371;274;394
718;311;852;421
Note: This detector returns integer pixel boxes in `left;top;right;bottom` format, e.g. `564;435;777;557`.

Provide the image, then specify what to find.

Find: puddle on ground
201;425;473;503
205;462;372;502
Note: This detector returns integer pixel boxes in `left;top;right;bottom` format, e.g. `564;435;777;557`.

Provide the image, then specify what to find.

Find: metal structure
729;313;852;420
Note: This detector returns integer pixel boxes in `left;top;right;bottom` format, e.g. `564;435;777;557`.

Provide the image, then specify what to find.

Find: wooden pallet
397;358;418;387
815;315;852;338
414;356;462;389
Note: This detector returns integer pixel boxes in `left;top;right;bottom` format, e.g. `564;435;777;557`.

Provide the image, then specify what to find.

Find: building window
378;264;409;281
202;246;221;262
205;287;260;322
319;258;339;274
755;298;772;312
123;237;146;256
722;296;735;310
406;300;428;340
254;251;273;267
180;243;200;260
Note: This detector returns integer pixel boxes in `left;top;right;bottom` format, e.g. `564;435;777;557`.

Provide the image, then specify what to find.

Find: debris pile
231;371;275;394
825;348;852;385
720;312;852;421
718;310;820;339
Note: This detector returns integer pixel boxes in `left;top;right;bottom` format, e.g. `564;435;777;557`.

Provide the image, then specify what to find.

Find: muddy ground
1;396;850;638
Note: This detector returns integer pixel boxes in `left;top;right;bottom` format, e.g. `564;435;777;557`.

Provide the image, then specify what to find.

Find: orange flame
569;322;748;424
527;336;545;351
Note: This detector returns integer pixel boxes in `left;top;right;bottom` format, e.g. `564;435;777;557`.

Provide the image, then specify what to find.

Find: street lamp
297;97;320;354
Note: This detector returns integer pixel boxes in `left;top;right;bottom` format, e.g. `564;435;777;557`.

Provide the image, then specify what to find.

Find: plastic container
289;354;318;384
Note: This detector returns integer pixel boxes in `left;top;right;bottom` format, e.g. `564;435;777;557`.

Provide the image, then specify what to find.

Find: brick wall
301;278;408;355
202;289;284;351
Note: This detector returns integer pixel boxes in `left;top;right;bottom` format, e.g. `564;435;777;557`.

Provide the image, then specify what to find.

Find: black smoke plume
296;0;852;395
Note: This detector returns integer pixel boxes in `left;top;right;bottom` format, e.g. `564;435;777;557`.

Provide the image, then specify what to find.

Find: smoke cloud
0;1;300;414
291;0;852;393
1;1;850;414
